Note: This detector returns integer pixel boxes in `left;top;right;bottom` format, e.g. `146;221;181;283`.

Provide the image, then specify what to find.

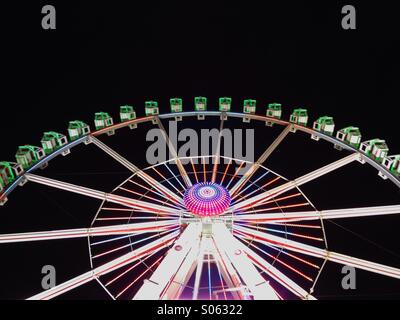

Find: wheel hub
183;182;231;217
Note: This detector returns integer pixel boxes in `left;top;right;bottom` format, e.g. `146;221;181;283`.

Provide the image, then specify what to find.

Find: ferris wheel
0;97;399;300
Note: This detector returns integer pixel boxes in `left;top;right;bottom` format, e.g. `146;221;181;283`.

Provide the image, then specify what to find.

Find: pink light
184;182;231;217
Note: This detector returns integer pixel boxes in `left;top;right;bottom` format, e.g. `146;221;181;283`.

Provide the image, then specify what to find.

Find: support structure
134;223;202;300
235;224;400;279
154;116;192;187
27;231;179;300
212;223;280;300
230;125;291;196
231;153;360;212
211;116;225;183
0;107;398;300
0;220;178;243
233;204;400;223
90;136;183;205
25;173;181;216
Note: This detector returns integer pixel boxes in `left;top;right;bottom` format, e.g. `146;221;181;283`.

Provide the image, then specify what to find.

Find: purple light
184;182;231;217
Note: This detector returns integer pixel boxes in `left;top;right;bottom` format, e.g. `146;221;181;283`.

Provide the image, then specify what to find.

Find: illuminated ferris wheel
0;97;399;300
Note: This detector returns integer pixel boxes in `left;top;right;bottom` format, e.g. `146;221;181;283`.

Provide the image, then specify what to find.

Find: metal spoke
192;235;207;300
0;104;397;302
234;224;400;279
27;231;179;300
231;170;270;202
216;223;315;299
230;125;291;196
233;204;400;223
154;116;192;187
91;116;155;137
133;222;202;300
231;153;360;212
211;116;225;183
90;136;183;205
0;220;178;243
212;222;280;300
25;173;181;216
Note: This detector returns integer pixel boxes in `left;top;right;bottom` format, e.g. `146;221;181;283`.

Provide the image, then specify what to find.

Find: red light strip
232;176;281;202
190;158;199;183
118;187;179;209
239;202;311;215
226;161;245;189
115;255;164;298
105;251;157;287
220;159;232;186
240;236;313;282
152;167;183;196
203;158;207;182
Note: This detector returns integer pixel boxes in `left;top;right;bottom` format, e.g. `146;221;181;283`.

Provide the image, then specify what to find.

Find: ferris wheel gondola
0;97;399;300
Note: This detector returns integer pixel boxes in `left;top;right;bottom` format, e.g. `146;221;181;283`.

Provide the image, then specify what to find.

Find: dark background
0;1;399;300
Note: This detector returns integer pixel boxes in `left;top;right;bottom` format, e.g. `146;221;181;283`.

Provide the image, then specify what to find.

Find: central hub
184;182;231;217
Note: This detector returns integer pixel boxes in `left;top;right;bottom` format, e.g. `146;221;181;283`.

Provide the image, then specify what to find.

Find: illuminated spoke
164;163;186;191
236;223;323;242
105;251;159;287
234;224;400;279
117;255;163;298
234;193;305;214
192;236;207;300
27;231;179;300
212;223;314;299
152;167;183;196
241;239;314;282
231;170;270;202
0;220;178;244
117;186;181;209
232;176;281;204
231;153;360;212
134;223;202;300
230;125;291;196
211;117;225;183
154;116;192;187
25;173;182;216
203;157;207;182
226;161;245;189
90;136;183;205
212;223;280;299
91;228;179;259
220;158;232;186
190;158;199;183
127;179;167;199
233;204;400;223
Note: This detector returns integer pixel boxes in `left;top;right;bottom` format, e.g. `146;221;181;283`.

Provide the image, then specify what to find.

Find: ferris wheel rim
1;110;399;204
1;108;399;300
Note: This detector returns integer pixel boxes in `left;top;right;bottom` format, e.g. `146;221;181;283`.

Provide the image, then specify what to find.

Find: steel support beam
231;153;360;212
0;220;178;243
154;116;192;187
27;231;179;300
233;205;400;223
133;223;202;300
235;224;400;279
90;136;183;205
230;125;291;196
212;222;280;300
25;173;181;216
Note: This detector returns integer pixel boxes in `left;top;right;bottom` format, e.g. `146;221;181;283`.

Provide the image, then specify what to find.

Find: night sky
0;1;399;300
